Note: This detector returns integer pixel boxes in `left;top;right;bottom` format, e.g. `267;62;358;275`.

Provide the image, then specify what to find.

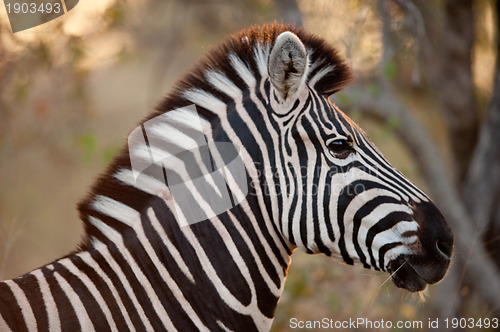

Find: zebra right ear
268;31;308;102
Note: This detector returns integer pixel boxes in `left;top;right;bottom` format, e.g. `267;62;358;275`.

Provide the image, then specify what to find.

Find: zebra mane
156;23;352;118
77;23;352;246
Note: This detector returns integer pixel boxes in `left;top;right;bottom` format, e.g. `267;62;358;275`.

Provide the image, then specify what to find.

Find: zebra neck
0;210;292;331
42;184;292;330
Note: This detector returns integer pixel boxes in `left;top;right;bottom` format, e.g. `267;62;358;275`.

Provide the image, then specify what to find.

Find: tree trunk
385;0;500;317
463;6;500;267
275;0;303;26
406;0;479;184
439;0;479;184
341;82;500;316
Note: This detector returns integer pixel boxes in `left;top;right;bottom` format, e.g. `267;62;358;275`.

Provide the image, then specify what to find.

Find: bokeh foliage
1;1;498;331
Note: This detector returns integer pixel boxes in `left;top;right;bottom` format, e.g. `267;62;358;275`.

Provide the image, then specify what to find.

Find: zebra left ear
268;31;308;101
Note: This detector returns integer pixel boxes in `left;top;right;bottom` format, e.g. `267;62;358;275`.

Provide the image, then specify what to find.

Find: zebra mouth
388;256;429;292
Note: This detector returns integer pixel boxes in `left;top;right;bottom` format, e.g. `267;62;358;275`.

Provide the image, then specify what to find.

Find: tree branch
371;0;500;316
397;0;479;184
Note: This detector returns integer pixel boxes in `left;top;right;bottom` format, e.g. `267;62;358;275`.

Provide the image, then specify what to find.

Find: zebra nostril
436;239;453;260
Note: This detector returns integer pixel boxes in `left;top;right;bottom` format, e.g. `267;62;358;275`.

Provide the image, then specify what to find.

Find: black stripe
212;115;291;266
190;218;252;306
69;255;131;332
42;266;81;331
52;262;112;331
89;247;148;331
94;240;162;330
352;195;402;269
366;211;412;269
0;282;28;331
286;162;299;246
379;242;403;271
14;273;48;331
149;198;260;331
357;135;423;199
316;93;334;131
336;179;397;265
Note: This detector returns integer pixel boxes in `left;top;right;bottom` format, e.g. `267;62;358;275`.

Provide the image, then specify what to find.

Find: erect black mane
155;23;352;118
77;23;352;245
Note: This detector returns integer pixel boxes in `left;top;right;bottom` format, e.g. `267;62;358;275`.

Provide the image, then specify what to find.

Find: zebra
0;24;453;331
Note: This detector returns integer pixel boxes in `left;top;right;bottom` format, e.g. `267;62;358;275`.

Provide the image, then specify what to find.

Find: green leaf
327;295;339;311
380;114;400;140
368;83;380;97
386;114;400;130
14;79;30;102
77;133;98;165
102;143;121;164
335;91;350;105
383;60;397;80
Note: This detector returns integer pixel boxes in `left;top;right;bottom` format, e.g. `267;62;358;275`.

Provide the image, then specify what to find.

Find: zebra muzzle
388;200;454;292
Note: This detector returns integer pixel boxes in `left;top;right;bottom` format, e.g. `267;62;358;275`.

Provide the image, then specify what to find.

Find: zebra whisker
381;260;407;289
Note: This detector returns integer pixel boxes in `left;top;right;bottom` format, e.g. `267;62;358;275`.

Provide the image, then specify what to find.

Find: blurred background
1;0;499;331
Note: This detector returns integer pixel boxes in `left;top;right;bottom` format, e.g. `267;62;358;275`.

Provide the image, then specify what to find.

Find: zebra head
262;29;453;292
0;25;457;332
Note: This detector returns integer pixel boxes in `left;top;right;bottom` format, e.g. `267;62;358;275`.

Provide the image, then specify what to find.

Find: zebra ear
268;31;308;101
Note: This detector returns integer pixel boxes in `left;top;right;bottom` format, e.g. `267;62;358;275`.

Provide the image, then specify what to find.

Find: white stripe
114;168;170;200
91;195;138;228
58;258;119;331
167;110;209;130
229;53;256;87
31;269;61;332
147;122;203;152
316;154;332;250
395;221;419;242
91;239;154;331
53;272;96;332
357;134;427;202
154;106;208;132
183;89;226;114
253;43;269;77
147;208;194;282
298;114;322;252
76;249;136;332
216;319;234;332
3;280;37;331
88;216;122;244
0;312;10;332
201;95;292;270
130;143;177;168
382;243;413;270
91;208;178;331
180;225;272;328
206;71;242;99
308;65;334;88
343;188;401;263
145;208;209;331
355;149;412;202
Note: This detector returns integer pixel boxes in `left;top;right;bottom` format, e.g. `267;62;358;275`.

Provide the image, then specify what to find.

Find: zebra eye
327;138;353;159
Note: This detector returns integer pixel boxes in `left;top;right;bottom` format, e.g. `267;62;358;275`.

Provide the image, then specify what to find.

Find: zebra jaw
387;254;450;292
388;257;429;292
